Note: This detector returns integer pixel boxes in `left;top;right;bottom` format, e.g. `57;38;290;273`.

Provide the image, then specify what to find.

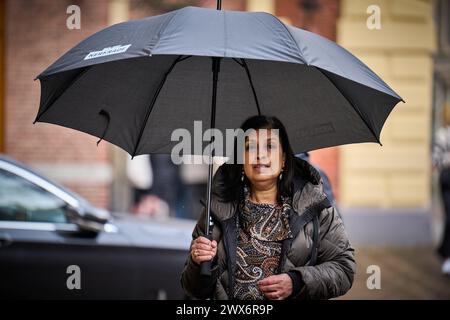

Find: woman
432;105;450;275
181;115;356;299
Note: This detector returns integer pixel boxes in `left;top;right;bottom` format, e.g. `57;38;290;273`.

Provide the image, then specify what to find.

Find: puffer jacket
181;157;356;300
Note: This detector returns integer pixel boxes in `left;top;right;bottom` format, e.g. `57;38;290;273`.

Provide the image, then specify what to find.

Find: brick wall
273;0;341;200
0;0;4;153
5;0;111;208
129;0;245;19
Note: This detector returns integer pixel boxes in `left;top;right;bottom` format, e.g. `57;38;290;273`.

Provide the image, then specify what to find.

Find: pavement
338;247;450;299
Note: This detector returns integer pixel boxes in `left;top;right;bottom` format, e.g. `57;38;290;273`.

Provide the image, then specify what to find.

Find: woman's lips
252;164;270;171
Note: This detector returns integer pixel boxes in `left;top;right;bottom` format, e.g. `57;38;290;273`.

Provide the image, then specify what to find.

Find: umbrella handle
200;234;213;276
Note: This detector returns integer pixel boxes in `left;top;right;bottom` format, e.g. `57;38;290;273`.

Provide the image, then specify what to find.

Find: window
0;168;68;223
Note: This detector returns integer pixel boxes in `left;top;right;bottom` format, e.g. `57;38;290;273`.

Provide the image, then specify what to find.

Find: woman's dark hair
213;115;296;204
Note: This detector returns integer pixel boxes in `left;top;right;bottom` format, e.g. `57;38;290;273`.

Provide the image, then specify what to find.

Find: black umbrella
35;2;402;275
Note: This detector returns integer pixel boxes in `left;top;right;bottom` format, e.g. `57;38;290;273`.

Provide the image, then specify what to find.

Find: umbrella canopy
35;6;403;158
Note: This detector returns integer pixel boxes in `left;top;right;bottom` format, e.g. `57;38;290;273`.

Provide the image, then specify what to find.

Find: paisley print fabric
233;183;293;300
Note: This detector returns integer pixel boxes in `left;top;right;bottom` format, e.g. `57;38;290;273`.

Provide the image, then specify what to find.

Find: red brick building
1;0;110;207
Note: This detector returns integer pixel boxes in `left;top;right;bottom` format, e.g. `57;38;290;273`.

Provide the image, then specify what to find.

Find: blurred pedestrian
126;154;153;207
179;156;208;220
432;104;450;276
295;152;342;220
148;154;184;217
127;154;170;218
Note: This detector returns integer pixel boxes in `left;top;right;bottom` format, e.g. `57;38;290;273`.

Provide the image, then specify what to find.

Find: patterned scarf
233;183;293;300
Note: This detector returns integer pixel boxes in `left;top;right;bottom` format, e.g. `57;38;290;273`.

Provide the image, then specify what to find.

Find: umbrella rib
131;55;188;158
316;68;382;146
96;109;111;146
33;67;90;124
271;15;308;65
232;58;261;116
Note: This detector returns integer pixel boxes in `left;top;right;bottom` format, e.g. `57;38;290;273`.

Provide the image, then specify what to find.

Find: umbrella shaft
205;57;221;236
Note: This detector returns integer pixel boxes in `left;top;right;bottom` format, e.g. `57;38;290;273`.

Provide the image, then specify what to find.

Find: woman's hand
258;274;293;300
190;236;217;265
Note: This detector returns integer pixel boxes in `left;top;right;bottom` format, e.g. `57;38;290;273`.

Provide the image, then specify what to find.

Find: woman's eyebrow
245;138;276;144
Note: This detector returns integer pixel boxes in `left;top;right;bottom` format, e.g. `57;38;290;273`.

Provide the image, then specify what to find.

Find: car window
0;168;68;223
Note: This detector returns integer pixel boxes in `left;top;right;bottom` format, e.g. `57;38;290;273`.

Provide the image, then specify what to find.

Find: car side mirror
66;205;110;234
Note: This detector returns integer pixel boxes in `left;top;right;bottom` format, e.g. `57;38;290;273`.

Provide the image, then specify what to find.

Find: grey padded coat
181;157;356;300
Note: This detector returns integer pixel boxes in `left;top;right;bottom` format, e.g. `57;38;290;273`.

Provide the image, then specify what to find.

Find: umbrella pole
200;56;221;277
199;0;222;277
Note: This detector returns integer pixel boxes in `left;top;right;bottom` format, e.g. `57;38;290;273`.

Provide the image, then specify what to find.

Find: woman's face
243;129;285;186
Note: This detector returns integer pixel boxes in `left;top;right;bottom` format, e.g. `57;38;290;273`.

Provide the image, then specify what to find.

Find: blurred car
0;155;195;299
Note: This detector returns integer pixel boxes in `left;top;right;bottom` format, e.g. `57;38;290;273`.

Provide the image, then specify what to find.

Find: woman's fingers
191;245;213;254
193;243;214;251
193;249;214;256
195;237;217;247
264;291;280;300
258;274;292;300
196;236;213;245
191;246;216;263
259;283;279;293
264;290;287;300
192;237;217;253
191;250;214;263
195;255;214;263
191;236;218;264
258;276;278;286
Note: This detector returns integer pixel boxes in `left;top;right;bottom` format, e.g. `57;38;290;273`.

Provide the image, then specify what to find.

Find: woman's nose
257;149;268;160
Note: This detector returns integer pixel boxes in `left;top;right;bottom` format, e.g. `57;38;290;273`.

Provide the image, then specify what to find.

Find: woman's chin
248;173;277;182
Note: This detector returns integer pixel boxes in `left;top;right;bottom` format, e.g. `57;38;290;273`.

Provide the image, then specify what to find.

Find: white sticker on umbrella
84;44;131;60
